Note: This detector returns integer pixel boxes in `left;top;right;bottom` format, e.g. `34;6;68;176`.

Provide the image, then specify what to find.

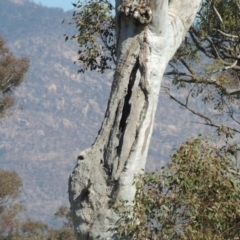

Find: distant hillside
0;0;209;226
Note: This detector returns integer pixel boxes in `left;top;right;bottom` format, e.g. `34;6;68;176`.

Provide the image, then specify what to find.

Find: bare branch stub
118;0;153;24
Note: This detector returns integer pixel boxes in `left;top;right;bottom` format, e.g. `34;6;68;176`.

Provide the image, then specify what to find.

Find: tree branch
163;86;240;134
216;29;239;39
189;28;215;58
175;77;240;96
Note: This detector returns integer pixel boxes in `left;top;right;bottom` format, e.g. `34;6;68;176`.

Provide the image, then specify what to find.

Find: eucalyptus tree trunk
68;0;201;239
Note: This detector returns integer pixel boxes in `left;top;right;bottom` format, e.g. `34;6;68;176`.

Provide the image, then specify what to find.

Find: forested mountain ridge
0;0;207;226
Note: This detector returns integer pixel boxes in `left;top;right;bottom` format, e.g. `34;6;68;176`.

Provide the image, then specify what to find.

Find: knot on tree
118;0;152;24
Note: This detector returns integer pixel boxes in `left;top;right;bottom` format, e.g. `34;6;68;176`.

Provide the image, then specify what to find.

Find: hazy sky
32;0;74;11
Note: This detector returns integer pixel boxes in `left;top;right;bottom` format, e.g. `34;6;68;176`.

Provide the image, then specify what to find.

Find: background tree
68;0;201;239
47;206;75;240
0;170;23;238
0;35;28;239
0;188;75;240
0;35;29;119
20;213;75;240
0;35;75;240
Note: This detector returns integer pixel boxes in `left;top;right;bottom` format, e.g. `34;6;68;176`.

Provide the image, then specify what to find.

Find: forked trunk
68;0;201;239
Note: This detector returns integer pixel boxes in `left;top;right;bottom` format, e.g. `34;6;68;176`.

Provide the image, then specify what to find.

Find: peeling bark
68;0;202;239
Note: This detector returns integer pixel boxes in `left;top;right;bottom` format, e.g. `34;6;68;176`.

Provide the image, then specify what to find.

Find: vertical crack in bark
112;59;141;179
117;60;138;154
93;38;141;171
112;33;152;180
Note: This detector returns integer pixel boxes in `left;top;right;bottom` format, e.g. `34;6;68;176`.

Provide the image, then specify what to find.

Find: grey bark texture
68;0;202;239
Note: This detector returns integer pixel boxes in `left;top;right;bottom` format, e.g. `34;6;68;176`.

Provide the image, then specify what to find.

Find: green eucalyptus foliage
66;0;115;73
117;137;240;240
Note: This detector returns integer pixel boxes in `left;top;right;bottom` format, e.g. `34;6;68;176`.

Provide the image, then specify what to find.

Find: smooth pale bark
69;0;201;239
